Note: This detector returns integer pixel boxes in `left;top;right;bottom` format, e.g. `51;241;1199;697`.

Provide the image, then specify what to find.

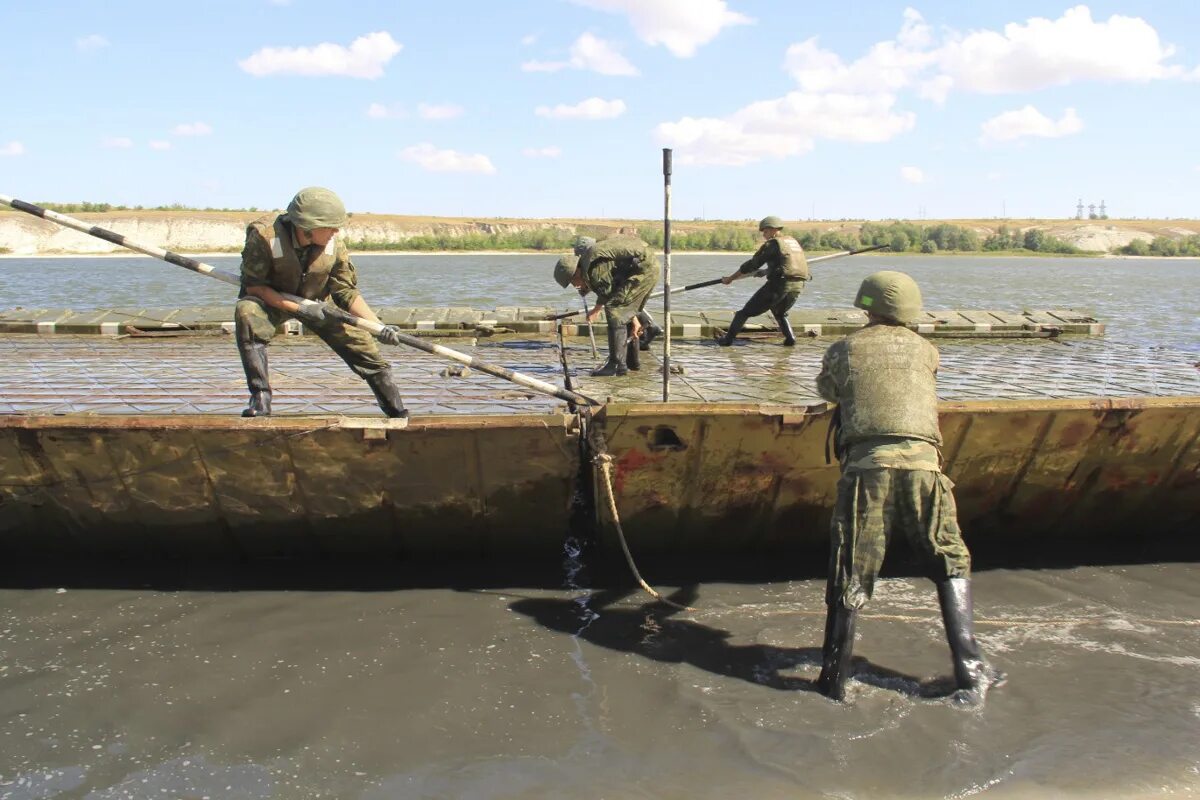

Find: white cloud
785;10;936;94
979;105;1083;143
418;103;464;121
535;97;626;120
102;137;133;149
571;0;752;57
400;143;496;174
149;140;172;151
367;102;405;119
900;166;925;184
935;6;1181;97
522;146;563;158
0;141;25;157
172;121;212;136
76;34;109;52
655;92;914;165
521;34;538;46
239;31;401;79
522;33;639;76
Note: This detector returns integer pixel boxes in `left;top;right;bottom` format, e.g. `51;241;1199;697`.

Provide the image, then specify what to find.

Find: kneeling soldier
235;186;407;420
815;270;1004;706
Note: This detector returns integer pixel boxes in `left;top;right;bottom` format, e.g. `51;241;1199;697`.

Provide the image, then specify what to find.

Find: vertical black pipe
662;148;672;402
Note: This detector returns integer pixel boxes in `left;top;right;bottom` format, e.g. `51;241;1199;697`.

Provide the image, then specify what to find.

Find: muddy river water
1;254;1198;798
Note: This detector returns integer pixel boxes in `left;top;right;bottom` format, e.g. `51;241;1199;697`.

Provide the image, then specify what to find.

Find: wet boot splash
592;319;629;377
366;368;410;423
937;577;1006;707
816;602;858;701
717;311;749;347
238;342;272;417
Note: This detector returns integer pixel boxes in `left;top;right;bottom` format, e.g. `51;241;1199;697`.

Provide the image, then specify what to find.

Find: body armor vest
248;215;339;300
769;235;809;282
836;325;942;447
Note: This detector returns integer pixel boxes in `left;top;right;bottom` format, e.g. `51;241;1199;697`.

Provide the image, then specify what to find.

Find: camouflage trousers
605;259;661;326
234;297;390;378
740;279;803;318
826;468;972;609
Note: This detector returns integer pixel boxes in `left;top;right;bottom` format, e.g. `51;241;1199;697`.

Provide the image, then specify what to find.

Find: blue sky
1;1;1197;220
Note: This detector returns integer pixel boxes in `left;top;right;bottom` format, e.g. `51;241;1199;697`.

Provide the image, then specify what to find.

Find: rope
591;429;696;612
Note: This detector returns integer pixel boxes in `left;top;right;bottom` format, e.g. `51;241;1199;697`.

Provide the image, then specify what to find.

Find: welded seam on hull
189;429;249;560
996;412;1057;514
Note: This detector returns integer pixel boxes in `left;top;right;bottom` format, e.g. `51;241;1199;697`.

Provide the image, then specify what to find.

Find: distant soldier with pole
717;216;809;346
814;270;1005;706
236;187;407;418
553;234;661;377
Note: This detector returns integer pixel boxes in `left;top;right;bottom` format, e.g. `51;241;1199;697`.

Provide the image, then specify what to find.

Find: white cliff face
0;213;580;255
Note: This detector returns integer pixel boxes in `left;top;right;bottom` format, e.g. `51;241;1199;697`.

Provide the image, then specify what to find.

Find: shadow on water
503;583;958;700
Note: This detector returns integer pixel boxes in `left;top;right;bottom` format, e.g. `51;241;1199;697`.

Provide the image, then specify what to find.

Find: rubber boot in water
775;311;797;346
816;602;857;701
717;311;749;347
637;311;662;351
591;319;629;377
366;368;410;423
238;342;272;418
937;577;1006;707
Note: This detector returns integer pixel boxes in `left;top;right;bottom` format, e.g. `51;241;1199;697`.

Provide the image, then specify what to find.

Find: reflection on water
0;561;1197;799
2;254;1197;350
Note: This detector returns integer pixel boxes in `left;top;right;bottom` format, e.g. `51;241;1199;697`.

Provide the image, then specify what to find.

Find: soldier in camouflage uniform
814;271;1004;706
235;187;408;420
554;234;661;376
717;216;809;346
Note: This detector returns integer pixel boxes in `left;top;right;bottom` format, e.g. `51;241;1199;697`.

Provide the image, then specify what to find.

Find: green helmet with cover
554;254;579;288
854;270;923;323
286;187;348;230
573;236;596;257
758;215;784;230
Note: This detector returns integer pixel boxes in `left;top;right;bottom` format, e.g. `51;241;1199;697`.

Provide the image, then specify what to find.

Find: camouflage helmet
554;254;580;288
286;187;348;230
758;215;784;231
854;270;923;324
572;236;596;257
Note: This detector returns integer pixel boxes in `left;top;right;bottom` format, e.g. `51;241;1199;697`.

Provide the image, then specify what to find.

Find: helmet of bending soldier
554;254;579;288
854;270;923;324
572;236;596;257
286;187;348;230
758;215;784;231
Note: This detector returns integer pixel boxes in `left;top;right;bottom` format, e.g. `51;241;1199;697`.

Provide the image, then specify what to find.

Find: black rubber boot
626;322;641;371
591;320;629;377
774;312;797;346
717;311;748;347
937;577;1006;707
366;368;409;421
816;602;858;701
637;311;662;351
238;342;272;418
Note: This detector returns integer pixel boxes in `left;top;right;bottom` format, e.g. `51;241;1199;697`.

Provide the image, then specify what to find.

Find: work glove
376;325;403;346
293;302;329;326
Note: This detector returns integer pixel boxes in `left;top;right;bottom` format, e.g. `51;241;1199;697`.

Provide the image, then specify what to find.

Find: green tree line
1115;235;1200;257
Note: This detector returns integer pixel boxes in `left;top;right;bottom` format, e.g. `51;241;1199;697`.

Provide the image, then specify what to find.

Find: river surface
1;254;1198;798
1;254;1198;351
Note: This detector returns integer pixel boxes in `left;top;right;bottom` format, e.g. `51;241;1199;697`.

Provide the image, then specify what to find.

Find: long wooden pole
0;194;599;408
662;148;672;402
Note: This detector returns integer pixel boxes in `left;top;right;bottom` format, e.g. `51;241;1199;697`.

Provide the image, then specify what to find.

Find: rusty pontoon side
1;397;1197;558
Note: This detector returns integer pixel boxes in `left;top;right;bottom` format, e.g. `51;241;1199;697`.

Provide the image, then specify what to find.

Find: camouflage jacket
737;235;809;284
239;214;361;309
580;235;658;305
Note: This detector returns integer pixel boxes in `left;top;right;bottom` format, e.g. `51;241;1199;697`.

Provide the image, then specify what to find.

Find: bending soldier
815;271;1004;706
554;234;661;376
718;216;809;346
235;186;408;420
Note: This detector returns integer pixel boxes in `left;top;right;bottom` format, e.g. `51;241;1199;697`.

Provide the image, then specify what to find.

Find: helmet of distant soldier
572;236;596;257
554;254;580;288
854;270;923;324
758;215;784;231
286;187;348;230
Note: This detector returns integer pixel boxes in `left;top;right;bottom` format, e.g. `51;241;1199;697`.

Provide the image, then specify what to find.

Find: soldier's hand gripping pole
1;194;600;408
